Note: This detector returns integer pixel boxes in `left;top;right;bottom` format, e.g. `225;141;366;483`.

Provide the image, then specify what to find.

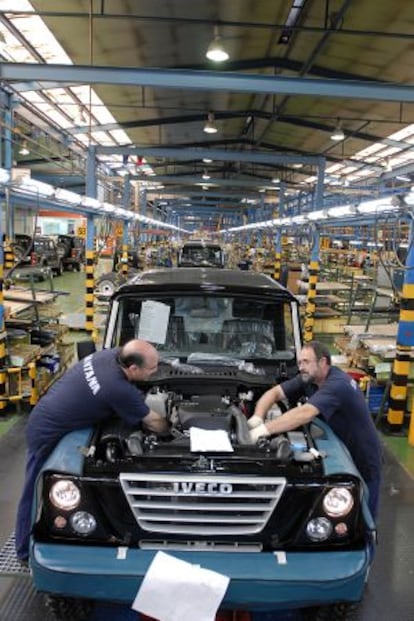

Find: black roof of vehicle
181;240;222;249
115;267;298;302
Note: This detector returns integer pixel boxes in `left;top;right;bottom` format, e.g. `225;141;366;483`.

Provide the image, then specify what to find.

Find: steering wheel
227;333;274;355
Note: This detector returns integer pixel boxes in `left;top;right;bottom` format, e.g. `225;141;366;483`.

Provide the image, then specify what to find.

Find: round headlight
70;511;97;535
49;480;81;511
323;487;354;517
306;517;333;541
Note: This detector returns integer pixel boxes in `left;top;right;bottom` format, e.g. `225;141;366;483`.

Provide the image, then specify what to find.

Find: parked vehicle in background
56;234;85;271
177;239;225;267
11;234;63;276
10;233;35;267
28;267;376;621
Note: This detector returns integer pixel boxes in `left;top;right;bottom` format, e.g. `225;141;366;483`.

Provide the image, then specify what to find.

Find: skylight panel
109;129;132;144
91;131;115;145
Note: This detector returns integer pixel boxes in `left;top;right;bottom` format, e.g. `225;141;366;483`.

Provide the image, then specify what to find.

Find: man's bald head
119;339;159;380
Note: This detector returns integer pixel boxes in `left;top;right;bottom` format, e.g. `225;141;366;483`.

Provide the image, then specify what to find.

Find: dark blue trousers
15;449;48;561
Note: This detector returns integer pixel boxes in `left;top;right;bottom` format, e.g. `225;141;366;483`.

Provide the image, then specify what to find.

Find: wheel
44;594;94;621
94;272;121;298
54;260;63;276
303;602;359;621
11;243;26;262
56;242;68;259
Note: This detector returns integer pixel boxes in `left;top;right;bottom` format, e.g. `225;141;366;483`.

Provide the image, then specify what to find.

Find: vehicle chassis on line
28;267;376;621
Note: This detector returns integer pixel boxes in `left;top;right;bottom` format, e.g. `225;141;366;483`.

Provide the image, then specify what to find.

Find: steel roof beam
96;146;322;166
2;63;414;103
134;174;281;189
148;191;260;201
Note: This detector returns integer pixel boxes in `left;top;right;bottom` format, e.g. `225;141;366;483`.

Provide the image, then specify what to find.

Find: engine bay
87;384;324;473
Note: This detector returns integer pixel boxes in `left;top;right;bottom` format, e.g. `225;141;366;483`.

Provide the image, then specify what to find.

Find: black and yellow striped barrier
303;260;319;343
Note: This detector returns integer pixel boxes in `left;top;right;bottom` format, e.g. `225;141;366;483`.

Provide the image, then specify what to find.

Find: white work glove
247;414;264;429
249;423;270;443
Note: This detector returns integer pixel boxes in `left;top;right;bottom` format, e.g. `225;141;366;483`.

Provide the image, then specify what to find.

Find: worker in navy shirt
15;339;168;562
248;340;383;520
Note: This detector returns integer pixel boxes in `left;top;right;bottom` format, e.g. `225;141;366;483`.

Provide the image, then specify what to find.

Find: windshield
179;245;224;267
110;293;297;362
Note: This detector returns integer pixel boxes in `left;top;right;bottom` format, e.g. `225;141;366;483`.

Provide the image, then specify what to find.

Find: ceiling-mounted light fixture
206;26;229;62
203;111;218;134
203;158;213;163
202;170;211;180
330;120;345;141
19;139;30;156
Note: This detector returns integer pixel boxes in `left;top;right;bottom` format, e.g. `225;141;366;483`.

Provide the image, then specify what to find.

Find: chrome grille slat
120;473;286;536
131;501;270;511
125;488;274;498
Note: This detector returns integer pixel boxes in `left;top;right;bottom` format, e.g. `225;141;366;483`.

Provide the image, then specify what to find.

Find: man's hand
249;423;270;443
143;410;170;433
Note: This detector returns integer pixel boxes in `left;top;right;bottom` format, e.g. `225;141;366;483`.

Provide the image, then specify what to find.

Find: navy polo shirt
281;367;382;482
27;348;149;453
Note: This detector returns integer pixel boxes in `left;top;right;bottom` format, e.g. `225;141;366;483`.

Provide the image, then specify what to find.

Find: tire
44;594;94;621
56;242;68;259
54;260;63;276
303;602;359;621
95;272;121;298
11;244;26;262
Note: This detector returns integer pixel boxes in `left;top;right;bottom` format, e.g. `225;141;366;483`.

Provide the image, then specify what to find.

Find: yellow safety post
303;227;320;343
121;243;129;277
4;238;14;271
408;398;414;446
387;344;410;427
303;259;320;343
273;250;281;282
84;248;95;335
28;361;38;405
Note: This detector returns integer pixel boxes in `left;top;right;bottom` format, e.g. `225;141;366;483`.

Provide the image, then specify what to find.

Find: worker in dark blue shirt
248;340;383;520
15;339;168;563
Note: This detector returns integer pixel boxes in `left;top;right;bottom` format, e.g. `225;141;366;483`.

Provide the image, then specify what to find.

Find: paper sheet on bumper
132;551;230;621
190;427;234;452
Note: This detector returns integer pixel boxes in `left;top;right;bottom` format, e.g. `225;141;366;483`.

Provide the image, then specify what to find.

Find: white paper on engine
190;427;234;452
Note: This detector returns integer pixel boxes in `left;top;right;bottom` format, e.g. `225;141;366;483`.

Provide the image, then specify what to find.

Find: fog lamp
70;511;97;535
306;517;333;541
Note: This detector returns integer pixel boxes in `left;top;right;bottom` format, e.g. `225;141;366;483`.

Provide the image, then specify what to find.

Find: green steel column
387;218;414;432
303;227;320;343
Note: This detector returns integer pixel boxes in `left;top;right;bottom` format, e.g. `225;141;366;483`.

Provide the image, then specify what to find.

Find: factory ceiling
1;0;414;231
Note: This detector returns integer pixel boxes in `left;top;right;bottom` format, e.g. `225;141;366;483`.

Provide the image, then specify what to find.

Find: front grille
119;473;286;536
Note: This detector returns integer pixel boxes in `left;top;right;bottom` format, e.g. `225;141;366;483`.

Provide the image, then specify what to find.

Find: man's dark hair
118;347;145;369
304;340;331;365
